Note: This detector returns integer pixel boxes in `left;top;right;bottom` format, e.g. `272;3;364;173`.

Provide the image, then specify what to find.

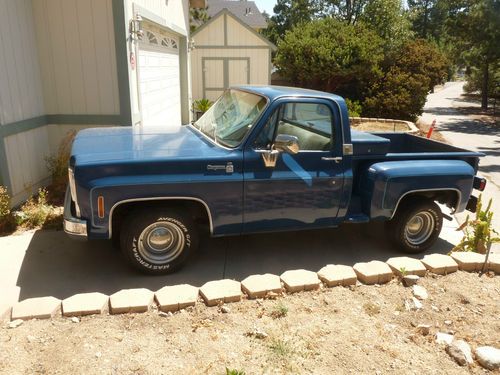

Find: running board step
345;214;370;224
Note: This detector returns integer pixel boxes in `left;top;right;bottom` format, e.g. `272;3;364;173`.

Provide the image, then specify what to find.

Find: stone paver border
2;252;497;323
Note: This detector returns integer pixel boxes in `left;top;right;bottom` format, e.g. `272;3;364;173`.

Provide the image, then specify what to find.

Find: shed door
203;58;249;102
138;26;181;127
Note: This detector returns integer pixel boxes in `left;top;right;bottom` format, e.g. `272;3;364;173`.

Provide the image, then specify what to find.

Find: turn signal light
97;196;105;218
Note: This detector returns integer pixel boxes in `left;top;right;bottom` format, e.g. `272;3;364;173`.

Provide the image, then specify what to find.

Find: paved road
421;81;500;237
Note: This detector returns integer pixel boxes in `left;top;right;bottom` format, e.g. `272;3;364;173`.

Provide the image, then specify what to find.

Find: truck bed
351;131;482;169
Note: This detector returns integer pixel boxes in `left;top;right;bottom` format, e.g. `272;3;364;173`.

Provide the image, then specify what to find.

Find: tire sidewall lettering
131;216;190;270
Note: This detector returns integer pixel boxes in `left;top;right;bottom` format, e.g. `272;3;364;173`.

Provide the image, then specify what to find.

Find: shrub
362;67;429;121
0;186;15;233
15;188;54;229
345;98;362;117
274;18;383;93
0;186;10;219
453;195;500;254
45;130;76;204
193;99;213;113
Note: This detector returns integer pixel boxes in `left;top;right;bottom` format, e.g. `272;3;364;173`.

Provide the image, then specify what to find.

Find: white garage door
138;25;181;127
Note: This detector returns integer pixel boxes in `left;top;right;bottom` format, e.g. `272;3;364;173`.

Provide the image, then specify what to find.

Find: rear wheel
120;209;198;275
386;198;443;253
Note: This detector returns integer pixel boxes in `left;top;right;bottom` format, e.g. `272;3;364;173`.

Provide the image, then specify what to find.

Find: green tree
263;0;320;44
360;0;413;52
319;0;369;23
446;0;500;109
274;18;383;93
190;6;210;32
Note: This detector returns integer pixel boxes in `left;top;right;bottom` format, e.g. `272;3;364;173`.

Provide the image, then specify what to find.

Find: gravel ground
1;272;499;374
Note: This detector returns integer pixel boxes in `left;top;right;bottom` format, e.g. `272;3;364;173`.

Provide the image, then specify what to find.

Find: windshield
193;89;267;148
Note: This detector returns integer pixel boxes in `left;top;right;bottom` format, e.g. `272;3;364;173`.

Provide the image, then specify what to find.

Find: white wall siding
0;0;45;125
132;0;189;35
3;127;51;205
32;0;119;115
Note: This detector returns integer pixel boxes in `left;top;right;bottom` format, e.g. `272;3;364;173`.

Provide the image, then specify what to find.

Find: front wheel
386;198;443;254
120;209;198;275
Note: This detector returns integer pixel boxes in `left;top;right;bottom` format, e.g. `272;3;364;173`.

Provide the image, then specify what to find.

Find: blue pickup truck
63;86;486;274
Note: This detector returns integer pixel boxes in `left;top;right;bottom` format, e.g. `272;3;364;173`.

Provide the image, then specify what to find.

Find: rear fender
359;160;474;220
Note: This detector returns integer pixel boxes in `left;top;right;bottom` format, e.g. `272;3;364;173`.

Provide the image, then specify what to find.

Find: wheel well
110;199;211;239
395;190;459;215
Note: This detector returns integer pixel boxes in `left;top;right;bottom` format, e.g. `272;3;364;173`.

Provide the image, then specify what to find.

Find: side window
277;103;333;151
254;108;279;149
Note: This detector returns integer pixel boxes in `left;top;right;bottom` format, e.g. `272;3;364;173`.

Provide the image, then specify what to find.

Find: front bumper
63;187;87;240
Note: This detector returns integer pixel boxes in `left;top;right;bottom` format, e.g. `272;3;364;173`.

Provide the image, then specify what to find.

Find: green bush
0;186;10;219
453;195;500;254
274;18;383;93
362;67;429;121
45;130;76;187
45;130;76;205
0;186;15;233
193;99;213;113
345;98;363;117
362;39;449;121
15;188;54;228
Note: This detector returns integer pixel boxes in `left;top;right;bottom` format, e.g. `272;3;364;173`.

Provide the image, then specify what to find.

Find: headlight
68;167;81;217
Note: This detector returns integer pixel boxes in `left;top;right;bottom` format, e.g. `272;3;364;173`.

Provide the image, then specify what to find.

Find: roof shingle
206;0;267;29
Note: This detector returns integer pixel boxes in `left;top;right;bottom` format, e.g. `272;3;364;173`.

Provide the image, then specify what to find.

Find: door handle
321;156;343;163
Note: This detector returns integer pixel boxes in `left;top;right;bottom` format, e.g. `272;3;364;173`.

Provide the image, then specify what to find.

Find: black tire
120;209;198;275
386;198;443;254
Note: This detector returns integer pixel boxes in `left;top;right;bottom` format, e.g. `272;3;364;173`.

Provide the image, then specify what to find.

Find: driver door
242;98;345;233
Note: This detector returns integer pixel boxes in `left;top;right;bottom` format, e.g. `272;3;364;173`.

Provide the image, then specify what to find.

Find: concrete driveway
1;219;460;312
420;81;500;234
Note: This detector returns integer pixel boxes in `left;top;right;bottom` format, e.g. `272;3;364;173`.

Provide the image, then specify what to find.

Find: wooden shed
190;9;276;103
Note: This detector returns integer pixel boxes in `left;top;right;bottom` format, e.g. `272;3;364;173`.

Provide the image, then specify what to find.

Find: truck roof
232;85;345;103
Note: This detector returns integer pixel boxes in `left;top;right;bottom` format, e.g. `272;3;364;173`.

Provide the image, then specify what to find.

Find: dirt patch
352;122;410;132
1;272;498;374
415;120;449;143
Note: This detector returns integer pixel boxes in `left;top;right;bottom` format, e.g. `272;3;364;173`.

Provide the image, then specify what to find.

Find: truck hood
71;125;228;166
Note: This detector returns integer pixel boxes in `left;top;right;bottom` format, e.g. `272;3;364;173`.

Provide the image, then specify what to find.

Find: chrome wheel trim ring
404;211;435;246
138;222;185;264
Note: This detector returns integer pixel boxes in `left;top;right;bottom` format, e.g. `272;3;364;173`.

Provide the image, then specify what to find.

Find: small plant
399;267;408;277
45;130;76;204
193;98;213;113
270;302;288;319
0;186;15;234
225;368;245;375
363;301;381;316
453;195;500;254
269;338;293;358
15;188;54;228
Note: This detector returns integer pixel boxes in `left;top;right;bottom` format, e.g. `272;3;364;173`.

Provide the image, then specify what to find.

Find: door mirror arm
274;134;300;155
255;134;300;168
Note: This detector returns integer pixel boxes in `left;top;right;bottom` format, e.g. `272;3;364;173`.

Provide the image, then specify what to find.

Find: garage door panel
138;26;181;127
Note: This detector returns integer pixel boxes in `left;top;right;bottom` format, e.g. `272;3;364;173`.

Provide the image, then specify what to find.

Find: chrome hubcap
405;211;435;245
138;222;185;264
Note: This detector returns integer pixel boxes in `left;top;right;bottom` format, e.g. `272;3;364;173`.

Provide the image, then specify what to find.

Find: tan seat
278;122;330;151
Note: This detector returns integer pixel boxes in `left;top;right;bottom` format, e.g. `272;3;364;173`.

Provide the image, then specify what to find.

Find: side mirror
274;134;300;154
